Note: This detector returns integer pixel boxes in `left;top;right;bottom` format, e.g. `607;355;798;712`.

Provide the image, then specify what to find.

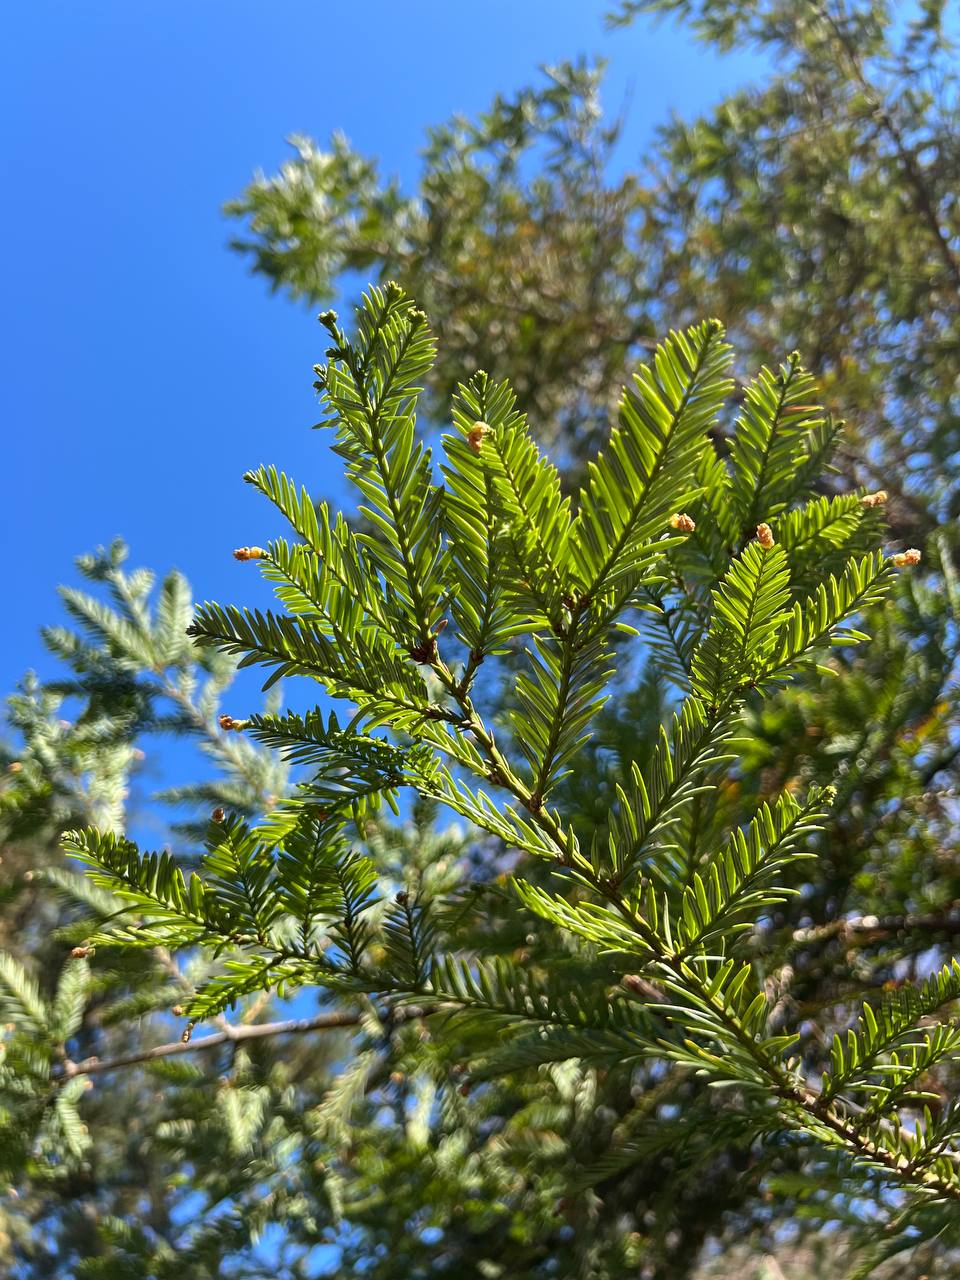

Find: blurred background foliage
3;1;960;1276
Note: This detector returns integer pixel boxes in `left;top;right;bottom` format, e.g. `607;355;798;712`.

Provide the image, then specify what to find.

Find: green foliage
58;291;960;1273
570;320;732;609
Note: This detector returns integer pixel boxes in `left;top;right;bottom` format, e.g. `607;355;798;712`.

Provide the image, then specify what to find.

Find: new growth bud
669;512;696;533
891;548;922;567
860;490;888;508
233;547;266;562
70;946;91;959
467;420;491;454
218;715;250;732
211;807;225;824
756;523;775;549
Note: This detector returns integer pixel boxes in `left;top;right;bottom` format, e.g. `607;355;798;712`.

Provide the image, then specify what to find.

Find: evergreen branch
767;550;894;678
671;788;829;957
441;372;531;661
571;318;733;605
479;387;572;627
514;626;614;806
61;297;957;1223
602;696;737;888
690;539;792;705
187;602;453;729
246;708;438;810
728;353;825;528
822;960;960;1100
316;284;445;648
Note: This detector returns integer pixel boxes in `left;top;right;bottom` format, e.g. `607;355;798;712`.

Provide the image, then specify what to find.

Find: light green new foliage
65;285;960;1233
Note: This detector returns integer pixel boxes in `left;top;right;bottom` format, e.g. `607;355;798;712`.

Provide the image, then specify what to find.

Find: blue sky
2;0;762;779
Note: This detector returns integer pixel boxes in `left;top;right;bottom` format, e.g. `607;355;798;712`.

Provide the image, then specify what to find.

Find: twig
60;1010;362;1079
792;906;960;946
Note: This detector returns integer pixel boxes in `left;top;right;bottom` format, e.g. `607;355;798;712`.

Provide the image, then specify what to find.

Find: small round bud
211;807;225;824
7;762;22;774
70;946;91;959
669;512;696;533
467;421;491;454
171;1005;185;1017
389;1071;405;1085
233;546;266;562
891;548;922;567
395;890;409;907
756;523;775;549
218;715;250;733
860;490;888;508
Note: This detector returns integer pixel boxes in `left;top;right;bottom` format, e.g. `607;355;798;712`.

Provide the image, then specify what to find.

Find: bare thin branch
61;1009;362;1079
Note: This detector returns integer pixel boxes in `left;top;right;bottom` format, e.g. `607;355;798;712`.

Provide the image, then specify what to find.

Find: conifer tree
219;15;960;1264
5;3;960;1273
30;286;958;1275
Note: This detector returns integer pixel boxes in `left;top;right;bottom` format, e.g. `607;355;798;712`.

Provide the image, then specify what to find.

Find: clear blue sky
2;0;762;730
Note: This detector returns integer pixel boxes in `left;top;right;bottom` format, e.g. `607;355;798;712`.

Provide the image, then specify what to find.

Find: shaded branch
792;905;960;947
60;1009;363;1079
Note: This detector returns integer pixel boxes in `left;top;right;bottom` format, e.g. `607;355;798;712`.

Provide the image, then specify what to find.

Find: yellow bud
669;512;696;533
467;421;491;454
891;548;922;567
218;715;250;732
756;523;775;549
